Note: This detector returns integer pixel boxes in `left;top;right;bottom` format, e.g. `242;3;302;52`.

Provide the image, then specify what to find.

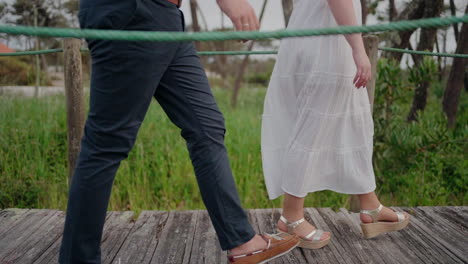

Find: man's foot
229;235;268;256
228;234;299;264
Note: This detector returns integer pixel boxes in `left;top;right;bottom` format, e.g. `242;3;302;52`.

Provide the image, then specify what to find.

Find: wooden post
349;34;379;213
63;38;85;184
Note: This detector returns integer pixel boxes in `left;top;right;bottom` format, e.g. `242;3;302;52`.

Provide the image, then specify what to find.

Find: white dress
262;0;376;200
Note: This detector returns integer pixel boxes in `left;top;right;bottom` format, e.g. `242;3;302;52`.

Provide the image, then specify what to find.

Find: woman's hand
216;0;260;32
352;48;371;89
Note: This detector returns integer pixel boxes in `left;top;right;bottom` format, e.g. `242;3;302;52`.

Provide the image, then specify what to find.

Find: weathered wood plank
151;211;198;264
421;206;467;230
338;208;427;264
391;207;463;263
312;208;360;264
2;210;64;264
101;211;134;264
0;207;465;264
0;210;58;262
32;235;62;264
113;211;169;264
33;211;128;264
0;209;31;238
396;207;467;263
327;208;392;264
188;210;226;264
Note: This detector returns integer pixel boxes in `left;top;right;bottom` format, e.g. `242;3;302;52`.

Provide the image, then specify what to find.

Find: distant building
0;43;15;53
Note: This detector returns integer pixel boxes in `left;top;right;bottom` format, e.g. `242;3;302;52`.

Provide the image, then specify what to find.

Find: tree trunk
449;0;459;43
231;0;268;107
442;5;468;128
385;0;426;62
435;38;443;81
281;0;293;27
189;0;201;50
360;0;368;25
389;0;397;21
407;0;443;122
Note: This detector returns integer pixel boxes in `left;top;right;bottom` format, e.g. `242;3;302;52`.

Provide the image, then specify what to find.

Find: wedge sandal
276;216;330;249
360;204;410;239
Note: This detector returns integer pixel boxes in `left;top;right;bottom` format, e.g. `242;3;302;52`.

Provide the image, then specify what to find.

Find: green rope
0;48;63;56
2;48;465;58
0;49;279;56
0;15;466;42
197;50;278;56
378;47;468;58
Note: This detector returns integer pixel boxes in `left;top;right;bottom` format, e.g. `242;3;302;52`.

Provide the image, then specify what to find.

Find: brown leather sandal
228;233;299;264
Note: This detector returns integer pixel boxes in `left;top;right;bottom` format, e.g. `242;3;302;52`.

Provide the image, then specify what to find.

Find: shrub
0;57;50;86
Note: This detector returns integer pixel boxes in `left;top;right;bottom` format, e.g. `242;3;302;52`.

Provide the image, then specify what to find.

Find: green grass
0;82;466;214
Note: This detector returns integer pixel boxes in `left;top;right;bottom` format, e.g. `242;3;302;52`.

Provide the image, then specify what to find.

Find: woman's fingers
353;69;361;87
232;16;243;32
363;70;369;88
246;9;259;31
355;66;371;88
240;16;250;31
252;9;260;30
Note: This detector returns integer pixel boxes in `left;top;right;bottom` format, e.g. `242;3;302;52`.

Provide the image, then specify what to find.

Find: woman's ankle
357;192;380;210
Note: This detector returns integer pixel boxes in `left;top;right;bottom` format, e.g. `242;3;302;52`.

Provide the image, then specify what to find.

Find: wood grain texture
63;38;84;184
32;211;121;264
113;211;168;264
0;209;30;237
188;210;226;264
0;207;465;264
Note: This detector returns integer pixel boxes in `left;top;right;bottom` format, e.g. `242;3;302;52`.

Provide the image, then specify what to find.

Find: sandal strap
287;218;306;229
280;216;307;233
360;204;383;223
279;215;289;225
396;212;406;222
304;229;324;241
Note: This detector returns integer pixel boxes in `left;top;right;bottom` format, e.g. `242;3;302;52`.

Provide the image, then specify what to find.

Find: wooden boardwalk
0;207;466;264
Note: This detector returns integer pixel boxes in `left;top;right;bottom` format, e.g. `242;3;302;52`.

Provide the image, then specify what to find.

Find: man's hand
217;0;260;32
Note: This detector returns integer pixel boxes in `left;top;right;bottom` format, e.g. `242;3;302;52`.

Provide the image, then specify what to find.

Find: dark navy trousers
58;0;255;263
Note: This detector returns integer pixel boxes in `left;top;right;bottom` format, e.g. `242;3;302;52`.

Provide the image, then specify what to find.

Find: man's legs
59;1;184;262
58;43;172;262
154;41;255;250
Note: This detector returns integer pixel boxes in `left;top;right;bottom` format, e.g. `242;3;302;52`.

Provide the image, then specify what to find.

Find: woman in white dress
262;0;410;248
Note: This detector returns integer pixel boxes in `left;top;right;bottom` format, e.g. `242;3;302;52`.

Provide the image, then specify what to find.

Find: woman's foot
360;205;409;224
277;217;330;241
359;204;410;239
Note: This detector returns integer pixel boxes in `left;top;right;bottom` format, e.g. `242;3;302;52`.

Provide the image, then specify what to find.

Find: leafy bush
246;72;272;86
0;57;50;86
372;58;467;206
0;57;32;85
